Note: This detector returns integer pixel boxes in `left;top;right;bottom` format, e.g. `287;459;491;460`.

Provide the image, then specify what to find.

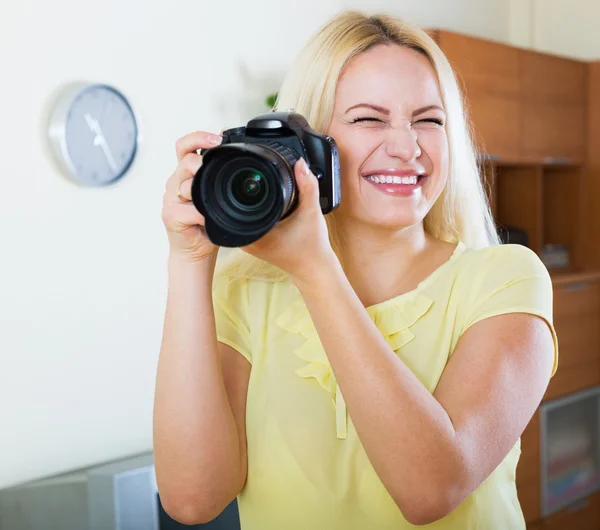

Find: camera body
191;111;341;247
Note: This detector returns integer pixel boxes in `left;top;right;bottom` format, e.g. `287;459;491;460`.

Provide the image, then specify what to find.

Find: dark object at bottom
157;495;240;529
497;225;529;247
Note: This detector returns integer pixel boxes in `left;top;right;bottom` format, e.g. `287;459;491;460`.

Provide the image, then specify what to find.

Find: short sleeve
212;274;252;363
461;244;558;376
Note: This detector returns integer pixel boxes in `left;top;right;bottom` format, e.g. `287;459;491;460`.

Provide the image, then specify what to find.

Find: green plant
266;92;278;109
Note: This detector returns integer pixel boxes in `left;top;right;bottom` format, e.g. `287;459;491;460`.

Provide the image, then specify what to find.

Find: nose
384;122;422;162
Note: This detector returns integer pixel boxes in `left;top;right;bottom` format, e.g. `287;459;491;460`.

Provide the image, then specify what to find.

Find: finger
295;158;320;207
166;153;202;195
177;177;193;203
162;202;206;229
175;131;223;161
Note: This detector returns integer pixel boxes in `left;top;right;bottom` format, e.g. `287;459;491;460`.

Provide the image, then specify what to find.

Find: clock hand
84;113;118;173
84;113;98;134
93;134;119;173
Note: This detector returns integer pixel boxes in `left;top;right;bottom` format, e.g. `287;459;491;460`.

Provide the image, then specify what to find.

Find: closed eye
351;117;383;123
351;117;444;126
417;118;444;126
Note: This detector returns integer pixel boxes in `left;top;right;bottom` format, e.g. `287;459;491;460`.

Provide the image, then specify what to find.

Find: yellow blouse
213;242;559;530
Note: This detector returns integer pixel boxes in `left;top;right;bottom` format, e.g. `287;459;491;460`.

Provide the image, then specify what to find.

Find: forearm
292;257;467;517
153;254;242;511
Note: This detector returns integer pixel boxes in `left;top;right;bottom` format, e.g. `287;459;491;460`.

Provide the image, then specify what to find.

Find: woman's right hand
162;131;223;262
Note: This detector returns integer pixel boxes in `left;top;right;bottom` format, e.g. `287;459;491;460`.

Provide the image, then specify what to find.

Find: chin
358;212;424;231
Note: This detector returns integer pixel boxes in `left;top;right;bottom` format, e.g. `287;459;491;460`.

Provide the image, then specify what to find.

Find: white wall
528;0;600;60
351;0;600;60
343;0;513;43
0;0;344;490
508;0;535;49
509;0;600;59
3;0;599;491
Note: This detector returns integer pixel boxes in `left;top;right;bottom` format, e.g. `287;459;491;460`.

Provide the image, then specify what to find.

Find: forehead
335;44;443;110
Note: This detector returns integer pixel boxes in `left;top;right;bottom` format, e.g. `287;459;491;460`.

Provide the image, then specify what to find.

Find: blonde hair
216;10;499;281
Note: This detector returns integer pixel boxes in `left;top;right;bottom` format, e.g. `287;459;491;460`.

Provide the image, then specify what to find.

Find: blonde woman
154;10;558;530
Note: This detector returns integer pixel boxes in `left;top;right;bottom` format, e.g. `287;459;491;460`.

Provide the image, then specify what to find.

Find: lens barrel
191;142;299;247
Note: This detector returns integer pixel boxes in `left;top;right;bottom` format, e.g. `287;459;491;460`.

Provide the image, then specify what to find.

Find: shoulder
457;243;551;286
451;243;554;328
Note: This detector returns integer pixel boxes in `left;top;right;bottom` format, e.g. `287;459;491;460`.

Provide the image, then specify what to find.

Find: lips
360;168;428;197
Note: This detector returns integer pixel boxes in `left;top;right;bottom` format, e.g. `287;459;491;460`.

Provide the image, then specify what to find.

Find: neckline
365;241;467;313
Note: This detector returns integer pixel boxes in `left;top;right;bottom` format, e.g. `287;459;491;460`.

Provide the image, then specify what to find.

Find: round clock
47;82;139;186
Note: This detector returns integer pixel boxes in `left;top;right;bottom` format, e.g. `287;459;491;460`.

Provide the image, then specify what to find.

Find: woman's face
327;44;449;231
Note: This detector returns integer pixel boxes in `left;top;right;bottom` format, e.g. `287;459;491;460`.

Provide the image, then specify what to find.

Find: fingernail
208;134;222;145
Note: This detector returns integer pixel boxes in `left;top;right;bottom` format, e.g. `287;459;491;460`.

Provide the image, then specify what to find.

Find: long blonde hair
216;10;499;281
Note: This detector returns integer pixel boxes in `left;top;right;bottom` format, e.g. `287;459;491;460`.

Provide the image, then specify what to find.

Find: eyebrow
344;103;445;116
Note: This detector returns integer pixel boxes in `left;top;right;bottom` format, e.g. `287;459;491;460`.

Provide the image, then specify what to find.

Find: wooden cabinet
490;162;584;264
494;165;543;254
430;29;600;530
517;412;541;522
431;30;588;164
586;62;600;269
544;277;600;400
543;166;586;272
541;492;600;529
520;51;587;164
430;30;521;161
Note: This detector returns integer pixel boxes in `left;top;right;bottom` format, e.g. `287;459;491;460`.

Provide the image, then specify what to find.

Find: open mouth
360;172;428;197
362;174;426;185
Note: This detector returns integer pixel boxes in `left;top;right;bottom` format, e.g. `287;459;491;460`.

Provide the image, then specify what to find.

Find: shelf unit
429;29;600;530
540;387;600;518
482;160;586;274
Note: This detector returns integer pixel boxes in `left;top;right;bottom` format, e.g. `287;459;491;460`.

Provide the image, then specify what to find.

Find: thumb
295;158;320;208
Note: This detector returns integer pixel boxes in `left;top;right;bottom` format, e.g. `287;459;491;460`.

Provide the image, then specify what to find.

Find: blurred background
2;0;600;529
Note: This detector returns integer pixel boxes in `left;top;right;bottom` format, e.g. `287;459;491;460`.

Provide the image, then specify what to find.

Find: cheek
419;131;449;199
421;131;448;173
418;129;447;162
334;132;378;182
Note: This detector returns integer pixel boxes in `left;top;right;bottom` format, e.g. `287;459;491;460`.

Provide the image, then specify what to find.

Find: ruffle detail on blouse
275;290;434;439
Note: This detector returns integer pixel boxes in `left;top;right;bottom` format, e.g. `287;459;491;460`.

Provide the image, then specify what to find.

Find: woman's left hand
241;158;337;282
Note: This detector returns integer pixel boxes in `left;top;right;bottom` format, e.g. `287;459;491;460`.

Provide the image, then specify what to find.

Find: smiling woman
327;45;450;233
154;10;558;530
342;102;441;196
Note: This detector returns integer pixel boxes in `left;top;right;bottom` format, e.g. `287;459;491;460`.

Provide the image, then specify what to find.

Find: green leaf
266;92;278;109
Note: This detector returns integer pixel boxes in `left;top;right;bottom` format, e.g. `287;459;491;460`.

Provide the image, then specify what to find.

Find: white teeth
365;175;419;185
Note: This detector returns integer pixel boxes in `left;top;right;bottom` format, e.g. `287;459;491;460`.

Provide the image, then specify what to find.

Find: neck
333;220;434;307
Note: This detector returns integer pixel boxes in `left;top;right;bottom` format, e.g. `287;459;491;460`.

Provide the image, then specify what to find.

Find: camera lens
230;169;268;208
191;142;299;247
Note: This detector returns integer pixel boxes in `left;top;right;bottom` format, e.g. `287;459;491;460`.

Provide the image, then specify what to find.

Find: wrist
168;251;218;277
290;249;343;292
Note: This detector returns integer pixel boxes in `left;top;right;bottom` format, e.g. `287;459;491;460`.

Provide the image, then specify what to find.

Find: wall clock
47;82;139;186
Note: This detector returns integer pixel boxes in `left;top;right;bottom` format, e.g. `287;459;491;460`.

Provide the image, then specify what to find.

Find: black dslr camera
190;111;341;247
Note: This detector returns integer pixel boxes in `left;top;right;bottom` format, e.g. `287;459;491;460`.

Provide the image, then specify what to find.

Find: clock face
50;84;139;186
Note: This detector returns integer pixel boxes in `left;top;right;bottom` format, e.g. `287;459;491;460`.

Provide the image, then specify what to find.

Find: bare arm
292;256;554;525
153;254;250;525
154;130;252;525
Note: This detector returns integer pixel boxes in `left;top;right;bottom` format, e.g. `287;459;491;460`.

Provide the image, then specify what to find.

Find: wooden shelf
550;270;600;286
429;29;600;530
